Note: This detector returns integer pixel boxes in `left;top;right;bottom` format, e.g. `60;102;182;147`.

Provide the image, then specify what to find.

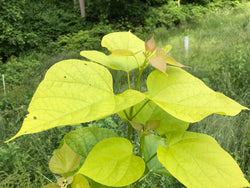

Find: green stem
132;170;152;187
145;152;157;164
140;135;145;157
127;72;131;89
127;123;132;141
130;99;150;120
134;69;144;91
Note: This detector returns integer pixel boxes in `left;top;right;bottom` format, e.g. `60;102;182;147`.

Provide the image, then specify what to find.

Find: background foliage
0;0;249;187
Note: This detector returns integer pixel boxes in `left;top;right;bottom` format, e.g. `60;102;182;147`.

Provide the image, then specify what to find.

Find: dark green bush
53;24;114;53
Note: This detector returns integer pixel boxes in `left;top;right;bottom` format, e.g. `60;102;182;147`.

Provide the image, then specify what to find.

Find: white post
2;74;6;95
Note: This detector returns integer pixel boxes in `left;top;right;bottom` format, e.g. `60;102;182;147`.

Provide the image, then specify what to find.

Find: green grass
0;3;250;187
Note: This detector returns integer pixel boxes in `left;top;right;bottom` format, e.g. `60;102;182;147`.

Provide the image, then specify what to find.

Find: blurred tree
79;0;86;17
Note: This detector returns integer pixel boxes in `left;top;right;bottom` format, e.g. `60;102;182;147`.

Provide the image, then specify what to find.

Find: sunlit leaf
163;45;172;54
149;57;167;72
6;60;145;142
49;143;80;175
110;49;134;56
71;174;90;188
101;31;144;52
78;137;145;187
80;50;144;72
118;100;189;136
145;36;156;52
157;131;250;188
143;134;169;174
81;31;146;72
147;67;248;122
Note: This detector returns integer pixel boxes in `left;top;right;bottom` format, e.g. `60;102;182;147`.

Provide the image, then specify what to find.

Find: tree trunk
79;0;85;17
178;0;180;8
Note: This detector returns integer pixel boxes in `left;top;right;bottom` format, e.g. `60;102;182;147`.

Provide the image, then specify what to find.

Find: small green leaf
78;137;145;187
157;131;250;188
147;67;248;122
110;49;135;56
60;127;118;162
6;60;145;142
42;183;59;188
71;174;90;188
143;134;169;174
129;121;142;131
149;57;167;72
145;120;160;131
49;143;81;175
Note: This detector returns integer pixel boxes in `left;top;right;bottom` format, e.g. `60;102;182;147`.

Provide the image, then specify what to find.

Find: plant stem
127;72;131;89
140;135;145;157
127;123;132;141
130;99;150;120
132;170;152;187
134;69;143;90
145;152;157;164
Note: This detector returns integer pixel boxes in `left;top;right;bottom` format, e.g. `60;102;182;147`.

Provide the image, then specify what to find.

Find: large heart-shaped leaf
143;134;169;174
157;131;250;188
80;31;145;72
6;60;145;142
78;137;145;187
118;100;189;135
147;67;248;123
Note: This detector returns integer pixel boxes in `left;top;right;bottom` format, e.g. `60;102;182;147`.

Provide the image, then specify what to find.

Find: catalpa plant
6;32;249;188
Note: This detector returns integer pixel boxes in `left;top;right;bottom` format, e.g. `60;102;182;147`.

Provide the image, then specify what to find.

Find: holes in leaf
84;63;87;65
64;76;67;78
33;116;37;120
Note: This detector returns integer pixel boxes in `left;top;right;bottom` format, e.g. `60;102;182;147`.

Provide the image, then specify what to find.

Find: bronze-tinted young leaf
145;120;160;131
110;49;134;57
129;121;142;131
145;36;156;52
156;47;184;67
149;57;167;72
43;184;59;188
49;143;81;175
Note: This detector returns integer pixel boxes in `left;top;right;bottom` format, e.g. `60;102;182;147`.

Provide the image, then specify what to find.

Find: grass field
0;3;249;187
